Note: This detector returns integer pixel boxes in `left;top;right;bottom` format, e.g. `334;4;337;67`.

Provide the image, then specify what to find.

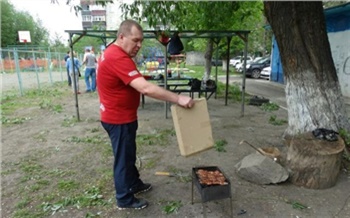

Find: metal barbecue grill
191;166;233;217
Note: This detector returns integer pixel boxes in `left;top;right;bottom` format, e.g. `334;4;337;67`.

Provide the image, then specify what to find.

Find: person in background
97;19;195;210
66;52;81;94
64;51;72;86
82;48;97;92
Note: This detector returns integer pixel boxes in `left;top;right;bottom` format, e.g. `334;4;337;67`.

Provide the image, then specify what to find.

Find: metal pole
164;44;168;119
58;52;63;81
241;34;248;117
214;38;220;99
47;48;53;84
225;37;232;106
13;49;23;96
69;33;80;121
32;50;40;89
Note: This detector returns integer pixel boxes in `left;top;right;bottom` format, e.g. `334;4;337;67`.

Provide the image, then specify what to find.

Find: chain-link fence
1;48;83;95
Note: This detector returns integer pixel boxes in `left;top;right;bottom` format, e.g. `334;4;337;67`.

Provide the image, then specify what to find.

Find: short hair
86;48;91;52
117;20;143;37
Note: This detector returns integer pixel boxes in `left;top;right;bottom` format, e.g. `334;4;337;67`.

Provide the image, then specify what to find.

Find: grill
191;166;233;217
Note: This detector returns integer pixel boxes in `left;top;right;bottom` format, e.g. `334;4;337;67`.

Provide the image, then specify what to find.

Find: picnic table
141;76;216;108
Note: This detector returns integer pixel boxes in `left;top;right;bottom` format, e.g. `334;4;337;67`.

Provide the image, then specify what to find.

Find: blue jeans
101;120;143;206
66;66;71;86
84;68;96;91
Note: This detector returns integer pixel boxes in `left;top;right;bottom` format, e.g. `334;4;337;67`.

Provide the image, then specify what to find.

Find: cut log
285;132;345;189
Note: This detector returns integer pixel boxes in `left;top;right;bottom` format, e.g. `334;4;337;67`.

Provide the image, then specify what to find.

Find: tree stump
285;132;345;189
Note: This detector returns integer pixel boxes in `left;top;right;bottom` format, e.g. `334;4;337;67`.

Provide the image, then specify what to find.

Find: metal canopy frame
65;29;250;120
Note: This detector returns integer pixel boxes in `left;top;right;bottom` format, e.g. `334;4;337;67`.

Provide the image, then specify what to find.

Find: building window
93;16;105;21
83;15;92;22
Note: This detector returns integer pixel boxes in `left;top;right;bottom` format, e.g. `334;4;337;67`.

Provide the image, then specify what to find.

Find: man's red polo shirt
97;44;142;124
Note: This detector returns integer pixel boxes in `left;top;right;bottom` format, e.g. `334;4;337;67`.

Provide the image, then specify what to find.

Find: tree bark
204;39;214;80
285;133;345;189
263;1;349;188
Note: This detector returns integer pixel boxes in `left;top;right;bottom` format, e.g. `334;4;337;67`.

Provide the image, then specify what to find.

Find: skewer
239;140;265;156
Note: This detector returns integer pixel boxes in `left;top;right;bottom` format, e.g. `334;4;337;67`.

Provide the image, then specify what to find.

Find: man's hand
177;95;195;108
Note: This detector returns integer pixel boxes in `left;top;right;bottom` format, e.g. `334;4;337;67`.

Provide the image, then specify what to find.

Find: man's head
85;48;91;53
115;20;143;58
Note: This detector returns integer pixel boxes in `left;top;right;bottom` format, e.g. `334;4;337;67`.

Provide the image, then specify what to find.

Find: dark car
245;57;270;78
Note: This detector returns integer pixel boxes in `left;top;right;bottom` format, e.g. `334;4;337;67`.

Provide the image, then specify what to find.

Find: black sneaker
117;198;148;210
130;183;152;195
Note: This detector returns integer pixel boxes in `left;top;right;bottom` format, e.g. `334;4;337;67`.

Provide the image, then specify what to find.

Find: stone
235;153;289;185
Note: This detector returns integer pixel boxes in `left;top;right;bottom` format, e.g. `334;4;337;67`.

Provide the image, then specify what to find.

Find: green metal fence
1;48;83;95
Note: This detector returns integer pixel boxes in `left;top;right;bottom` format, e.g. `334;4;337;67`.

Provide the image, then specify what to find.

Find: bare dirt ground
1;74;350;218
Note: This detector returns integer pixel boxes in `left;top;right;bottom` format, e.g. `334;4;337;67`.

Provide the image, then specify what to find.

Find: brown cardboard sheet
171;98;214;156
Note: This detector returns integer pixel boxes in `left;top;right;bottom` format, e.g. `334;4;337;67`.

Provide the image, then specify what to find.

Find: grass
183;64;238;79
269;115;288;126
161;200;182;214
1;83;66;126
0;71;284;217
260;102;280;112
214;139;228;152
1;83;182;217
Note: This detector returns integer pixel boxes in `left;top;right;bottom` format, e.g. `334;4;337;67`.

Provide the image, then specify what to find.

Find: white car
260;66;271;80
229;56;242;66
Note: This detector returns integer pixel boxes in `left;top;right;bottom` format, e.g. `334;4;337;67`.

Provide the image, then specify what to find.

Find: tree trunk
285;133;345;189
204;39;214;80
264;1;350;189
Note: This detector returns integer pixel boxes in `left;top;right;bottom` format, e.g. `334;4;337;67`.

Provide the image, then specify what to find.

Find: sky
10;0;82;42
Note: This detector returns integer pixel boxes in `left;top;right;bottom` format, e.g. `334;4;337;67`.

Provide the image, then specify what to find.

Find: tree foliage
1;0;50;48
120;1;264;56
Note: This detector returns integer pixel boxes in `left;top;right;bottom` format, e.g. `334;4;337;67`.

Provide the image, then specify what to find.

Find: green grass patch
143;156;161;169
136;128;175;147
61;116;79;127
185;64;236;78
15;197;31;209
1;83;67;126
57;180;80;191
269;115;288;126
42;186;112;215
161;200;183;214
214;139;228;152
260;102;279;112
1;116;32;125
215;82;248;102
63;135;108;145
39;99;63;113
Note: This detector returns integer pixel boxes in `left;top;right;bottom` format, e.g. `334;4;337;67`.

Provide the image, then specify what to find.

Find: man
66;52;81;94
82;48;97;92
64;51;72;86
97;20;195;210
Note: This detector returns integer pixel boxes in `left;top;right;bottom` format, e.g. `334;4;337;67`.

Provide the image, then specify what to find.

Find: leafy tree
59;0;349;190
264;1;349;189
1;0;50;48
120;1;263;78
1;0;19;47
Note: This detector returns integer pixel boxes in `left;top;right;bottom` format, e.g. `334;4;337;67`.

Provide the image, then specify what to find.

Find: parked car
211;58;223;66
229;56;242;66
235;60;253;73
252;56;264;62
230;56;253;67
245;57;271;79
260;66;271;80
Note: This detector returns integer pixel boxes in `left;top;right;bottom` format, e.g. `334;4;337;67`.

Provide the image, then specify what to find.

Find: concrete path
218;75;350;112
